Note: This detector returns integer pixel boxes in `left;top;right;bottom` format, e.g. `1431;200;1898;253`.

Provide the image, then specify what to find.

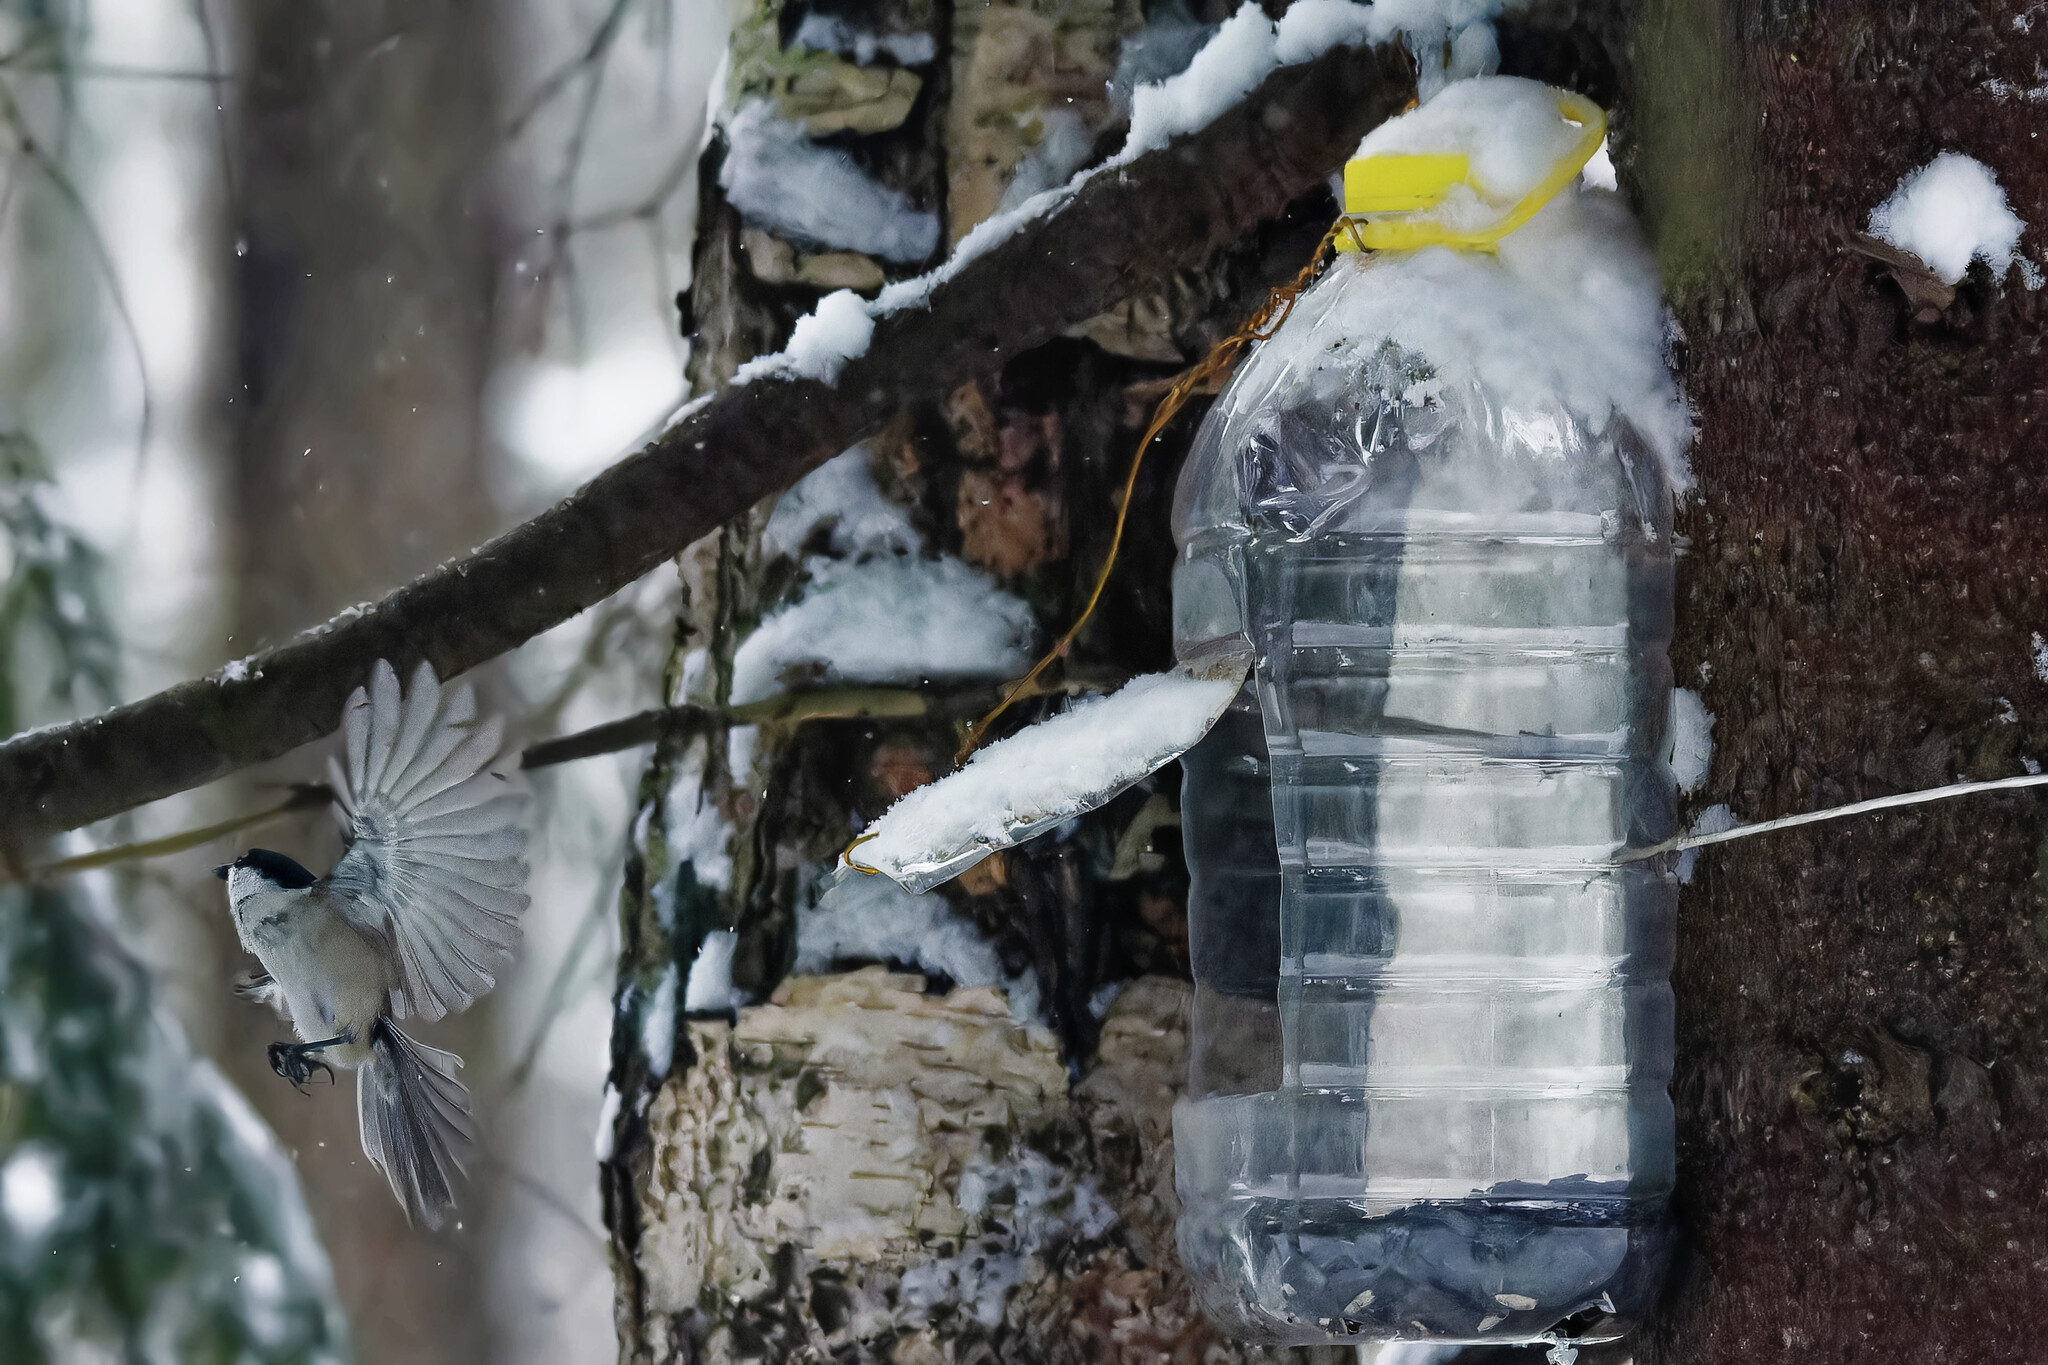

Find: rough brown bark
1625;0;2048;1360
0;35;1412;844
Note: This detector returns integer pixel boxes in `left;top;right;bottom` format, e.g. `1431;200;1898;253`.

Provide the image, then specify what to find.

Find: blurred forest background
0;0;721;1360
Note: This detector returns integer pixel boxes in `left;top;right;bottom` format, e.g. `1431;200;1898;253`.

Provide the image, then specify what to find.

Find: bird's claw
268;1041;336;1093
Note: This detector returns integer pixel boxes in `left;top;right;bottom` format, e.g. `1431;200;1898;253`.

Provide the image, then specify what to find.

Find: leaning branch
0;40;1414;840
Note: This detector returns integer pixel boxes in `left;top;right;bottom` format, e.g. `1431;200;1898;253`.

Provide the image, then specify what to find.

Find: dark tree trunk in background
225;2;501;1360
1626;1;2048;1360
604;0;2048;1361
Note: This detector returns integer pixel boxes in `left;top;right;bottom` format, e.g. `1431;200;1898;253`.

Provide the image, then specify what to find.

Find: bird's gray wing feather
358;1018;471;1229
324;659;530;1022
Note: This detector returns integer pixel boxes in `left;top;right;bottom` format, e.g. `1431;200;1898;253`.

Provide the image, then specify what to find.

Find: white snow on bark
718;100;939;264
799;870;1043;1020
1869;152;2029;287
761;443;919;563
642;964;680;1075
1676;803;1735;883
731;288;877;386
684;929;746;1013
728;556;1036;706
1669;687;1714;793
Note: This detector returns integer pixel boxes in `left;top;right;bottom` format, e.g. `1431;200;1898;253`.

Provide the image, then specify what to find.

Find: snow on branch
0;32;1415;841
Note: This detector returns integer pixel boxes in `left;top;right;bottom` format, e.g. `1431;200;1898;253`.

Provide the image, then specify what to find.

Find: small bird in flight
218;659;529;1228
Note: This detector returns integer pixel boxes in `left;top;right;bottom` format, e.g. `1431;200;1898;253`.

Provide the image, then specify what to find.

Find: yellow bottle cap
1337;90;1606;254
1342;152;1472;213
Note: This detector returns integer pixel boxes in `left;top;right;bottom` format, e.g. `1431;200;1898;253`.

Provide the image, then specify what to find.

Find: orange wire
956;216;1365;764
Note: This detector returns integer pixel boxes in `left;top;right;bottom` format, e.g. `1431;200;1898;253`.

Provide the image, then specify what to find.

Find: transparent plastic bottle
1169;173;1680;1345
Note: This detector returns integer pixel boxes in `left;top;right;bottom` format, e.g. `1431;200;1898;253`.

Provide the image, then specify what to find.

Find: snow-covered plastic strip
843;655;1251;893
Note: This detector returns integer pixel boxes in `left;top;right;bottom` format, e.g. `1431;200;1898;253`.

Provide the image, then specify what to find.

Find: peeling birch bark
621;971;1355;1364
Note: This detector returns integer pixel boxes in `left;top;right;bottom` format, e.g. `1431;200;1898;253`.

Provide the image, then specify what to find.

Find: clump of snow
641;964;680;1076
899;1149;1117;1327
1668;687;1714;794
1109;18;1219;114
762;443;918;563
791;14;937;66
729;556;1037;705
679;646;711;703
732;288;877;386
1675;802;1735;884
851;662;1247;892
2031;630;2048;683
727;724;761;783
1869;152;2027;286
1;1142;63;1241
655;737;735;932
1582;137;1617;191
800;871;1043;1020
684;929;747;1013
719;100;939;264
1121;0;1497;155
1125;3;1280;157
593;1084;622;1161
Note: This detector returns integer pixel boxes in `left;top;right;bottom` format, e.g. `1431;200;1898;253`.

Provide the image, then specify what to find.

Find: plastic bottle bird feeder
843;79;1690;1350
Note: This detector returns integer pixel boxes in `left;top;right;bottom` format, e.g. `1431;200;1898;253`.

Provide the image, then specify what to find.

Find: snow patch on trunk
729;556;1035;705
1669;687;1715;793
761;443;918;563
800;871;1043;1021
1869;152;2028;286
719;100;939;264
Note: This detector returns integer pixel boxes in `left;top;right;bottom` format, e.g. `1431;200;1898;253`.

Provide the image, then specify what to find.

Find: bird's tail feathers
358;1017;471;1229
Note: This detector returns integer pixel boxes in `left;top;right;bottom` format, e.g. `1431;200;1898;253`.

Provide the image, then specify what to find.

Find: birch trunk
600;0;1365;1359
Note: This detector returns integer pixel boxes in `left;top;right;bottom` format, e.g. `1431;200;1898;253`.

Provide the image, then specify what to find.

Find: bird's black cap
216;849;317;889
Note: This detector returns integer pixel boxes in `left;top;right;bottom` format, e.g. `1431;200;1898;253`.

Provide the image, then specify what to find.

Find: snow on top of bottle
1353;76;1591;230
1217;79;1695;496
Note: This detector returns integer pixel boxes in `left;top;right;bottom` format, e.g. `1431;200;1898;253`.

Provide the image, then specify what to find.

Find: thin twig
0;60;230;83
0;79;154;480
503;0;635;139
25;784;332;882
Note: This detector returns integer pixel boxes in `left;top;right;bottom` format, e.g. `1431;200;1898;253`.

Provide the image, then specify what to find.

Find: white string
1617;772;2048;864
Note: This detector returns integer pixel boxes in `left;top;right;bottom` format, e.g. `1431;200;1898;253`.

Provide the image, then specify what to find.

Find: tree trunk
1626;0;2048;1360
226;2;502;1360
605;0;2048;1361
601;1;1372;1360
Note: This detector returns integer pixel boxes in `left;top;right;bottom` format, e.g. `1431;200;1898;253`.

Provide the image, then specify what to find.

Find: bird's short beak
213;863;232;880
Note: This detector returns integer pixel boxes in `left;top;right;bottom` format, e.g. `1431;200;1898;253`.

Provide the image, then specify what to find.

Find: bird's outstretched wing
324;659;529;1022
